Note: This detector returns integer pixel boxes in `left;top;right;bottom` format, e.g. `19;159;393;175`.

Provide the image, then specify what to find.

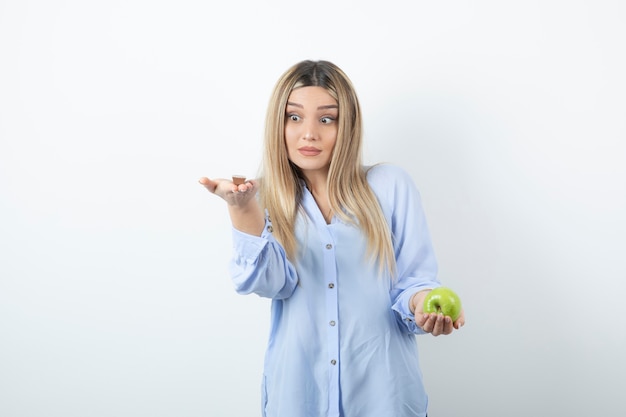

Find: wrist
408;289;432;315
228;203;265;236
409;293;419;315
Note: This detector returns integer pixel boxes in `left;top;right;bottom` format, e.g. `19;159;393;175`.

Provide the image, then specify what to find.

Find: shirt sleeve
229;213;299;299
368;164;441;334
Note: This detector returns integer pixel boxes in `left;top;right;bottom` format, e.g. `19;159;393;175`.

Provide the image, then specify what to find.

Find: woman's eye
320;117;335;124
288;114;300;122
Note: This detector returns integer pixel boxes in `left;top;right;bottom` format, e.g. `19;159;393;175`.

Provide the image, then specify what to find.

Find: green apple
422;287;462;321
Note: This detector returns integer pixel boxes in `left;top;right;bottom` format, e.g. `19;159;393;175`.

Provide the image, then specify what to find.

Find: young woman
199;60;465;417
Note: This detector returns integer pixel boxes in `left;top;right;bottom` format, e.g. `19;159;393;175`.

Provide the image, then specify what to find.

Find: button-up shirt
230;164;440;417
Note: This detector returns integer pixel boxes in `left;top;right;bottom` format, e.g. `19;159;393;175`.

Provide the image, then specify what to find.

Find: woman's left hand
410;290;466;336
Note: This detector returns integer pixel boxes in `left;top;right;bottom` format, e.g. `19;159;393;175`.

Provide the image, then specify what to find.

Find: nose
302;120;318;141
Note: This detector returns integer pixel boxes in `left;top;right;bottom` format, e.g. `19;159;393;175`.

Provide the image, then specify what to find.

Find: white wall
1;1;624;416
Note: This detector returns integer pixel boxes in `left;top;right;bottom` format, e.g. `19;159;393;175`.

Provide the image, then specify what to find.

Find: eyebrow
286;102;338;110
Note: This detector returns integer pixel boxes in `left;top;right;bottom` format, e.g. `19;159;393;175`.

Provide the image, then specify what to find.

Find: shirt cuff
391;285;439;334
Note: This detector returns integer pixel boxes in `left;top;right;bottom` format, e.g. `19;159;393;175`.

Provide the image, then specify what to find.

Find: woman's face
284;86;338;179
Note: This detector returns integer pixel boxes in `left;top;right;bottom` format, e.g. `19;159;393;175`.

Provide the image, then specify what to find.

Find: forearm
228;200;265;236
230;227;298;299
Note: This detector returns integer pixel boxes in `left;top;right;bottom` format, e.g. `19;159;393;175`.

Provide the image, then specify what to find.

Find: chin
290;158;328;173
297;163;329;174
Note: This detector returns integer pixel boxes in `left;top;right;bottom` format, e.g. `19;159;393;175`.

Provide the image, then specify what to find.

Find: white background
1;1;625;416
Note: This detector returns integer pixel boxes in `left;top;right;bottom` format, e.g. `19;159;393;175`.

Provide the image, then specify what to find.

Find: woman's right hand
198;176;258;208
198;176;265;236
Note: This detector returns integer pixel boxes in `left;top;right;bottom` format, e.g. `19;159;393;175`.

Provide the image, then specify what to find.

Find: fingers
235;179;256;194
198;177;255;195
198;177;219;193
419;313;454;336
199;177;259;211
453;310;466;330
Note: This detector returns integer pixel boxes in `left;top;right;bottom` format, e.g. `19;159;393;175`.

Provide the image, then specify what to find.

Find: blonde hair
259;60;395;276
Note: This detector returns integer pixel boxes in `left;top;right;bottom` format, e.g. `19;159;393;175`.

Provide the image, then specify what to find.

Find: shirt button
330;359;337;365
266;225;273;232
328;283;334;289
329;320;336;326
325;244;332;249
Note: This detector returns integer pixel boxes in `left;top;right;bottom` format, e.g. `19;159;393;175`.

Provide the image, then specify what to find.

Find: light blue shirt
229;164;440;417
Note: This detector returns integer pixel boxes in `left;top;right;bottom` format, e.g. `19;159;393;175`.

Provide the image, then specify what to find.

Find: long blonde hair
259;60;395;276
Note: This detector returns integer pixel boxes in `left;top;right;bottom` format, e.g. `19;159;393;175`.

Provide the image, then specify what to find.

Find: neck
303;173;332;223
302;170;328;195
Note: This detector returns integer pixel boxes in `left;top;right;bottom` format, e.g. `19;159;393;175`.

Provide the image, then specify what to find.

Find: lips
298;147;322;156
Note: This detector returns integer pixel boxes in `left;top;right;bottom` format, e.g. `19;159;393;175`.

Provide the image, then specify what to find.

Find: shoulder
365;163;416;192
364;163;424;217
363;164;429;230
